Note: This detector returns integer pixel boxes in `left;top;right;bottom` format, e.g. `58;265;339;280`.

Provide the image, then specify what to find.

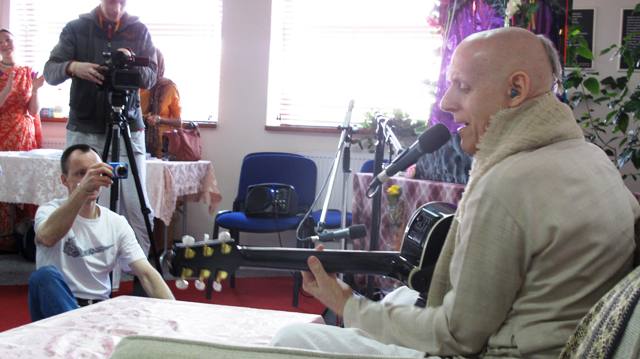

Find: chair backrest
235;152;317;213
560;266;640;359
359;159;389;174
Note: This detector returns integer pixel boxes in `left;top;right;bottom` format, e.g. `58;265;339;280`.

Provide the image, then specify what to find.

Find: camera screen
111;69;142;90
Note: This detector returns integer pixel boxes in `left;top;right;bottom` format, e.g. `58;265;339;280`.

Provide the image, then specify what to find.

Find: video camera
100;50;150;92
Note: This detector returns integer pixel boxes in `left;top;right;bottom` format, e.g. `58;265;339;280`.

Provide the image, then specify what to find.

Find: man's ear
61;174;68;187
507;71;530;107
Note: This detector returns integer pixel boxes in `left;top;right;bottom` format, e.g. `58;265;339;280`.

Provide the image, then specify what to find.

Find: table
351;172;465;292
0;149;222;226
0;296;324;358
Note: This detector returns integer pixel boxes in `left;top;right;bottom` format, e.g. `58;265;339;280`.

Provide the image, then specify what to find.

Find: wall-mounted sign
620;9;640;70
568;9;595;69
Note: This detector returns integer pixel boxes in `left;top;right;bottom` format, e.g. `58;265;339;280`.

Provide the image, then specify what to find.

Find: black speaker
244;183;299;217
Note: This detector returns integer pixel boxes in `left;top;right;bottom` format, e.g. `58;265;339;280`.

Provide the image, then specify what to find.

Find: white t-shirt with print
35;198;146;300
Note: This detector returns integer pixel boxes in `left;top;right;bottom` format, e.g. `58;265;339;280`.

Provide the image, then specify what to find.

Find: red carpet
0;276;325;333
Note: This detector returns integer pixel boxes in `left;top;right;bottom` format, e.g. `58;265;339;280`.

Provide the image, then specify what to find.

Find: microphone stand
316;100;354;251
365;116;386;298
364;115;404;299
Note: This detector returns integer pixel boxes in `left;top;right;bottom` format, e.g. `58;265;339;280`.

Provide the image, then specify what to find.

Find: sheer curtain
268;0;440;128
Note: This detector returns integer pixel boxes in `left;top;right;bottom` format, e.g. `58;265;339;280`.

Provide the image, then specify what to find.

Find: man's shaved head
458;27;558;98
440;27;561;155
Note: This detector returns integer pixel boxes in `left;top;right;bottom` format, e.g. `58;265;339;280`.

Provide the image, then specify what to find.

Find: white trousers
270;286;431;358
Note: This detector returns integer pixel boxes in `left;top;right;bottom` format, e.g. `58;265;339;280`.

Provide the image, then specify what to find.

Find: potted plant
563;3;640;180
354;109;427;153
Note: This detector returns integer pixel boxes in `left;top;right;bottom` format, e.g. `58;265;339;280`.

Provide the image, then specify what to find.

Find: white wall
0;0;9;29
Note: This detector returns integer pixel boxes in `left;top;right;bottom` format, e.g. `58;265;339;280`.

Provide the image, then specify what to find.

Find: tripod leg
120;125;163;275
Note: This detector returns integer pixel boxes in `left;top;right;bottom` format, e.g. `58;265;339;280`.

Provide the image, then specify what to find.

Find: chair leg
291;227;312;308
292;272;301;307
229;229;240;289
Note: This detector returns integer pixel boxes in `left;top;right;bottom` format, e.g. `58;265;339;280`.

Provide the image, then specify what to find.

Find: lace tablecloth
0;150;222;225
0;296;324;359
351;172;465;292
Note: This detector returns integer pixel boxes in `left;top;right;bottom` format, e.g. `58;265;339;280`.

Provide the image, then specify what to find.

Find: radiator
303;152;372;211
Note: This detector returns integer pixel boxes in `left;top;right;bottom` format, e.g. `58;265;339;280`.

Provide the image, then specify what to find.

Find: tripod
101;89;163;275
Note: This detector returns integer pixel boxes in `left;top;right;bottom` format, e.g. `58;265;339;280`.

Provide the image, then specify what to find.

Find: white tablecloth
0;296;324;359
0;150;222;225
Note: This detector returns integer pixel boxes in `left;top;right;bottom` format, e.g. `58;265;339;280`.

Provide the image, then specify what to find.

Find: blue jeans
28;266;79;321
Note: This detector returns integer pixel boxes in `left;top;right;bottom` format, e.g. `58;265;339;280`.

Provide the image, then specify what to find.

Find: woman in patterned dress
0;28;45;251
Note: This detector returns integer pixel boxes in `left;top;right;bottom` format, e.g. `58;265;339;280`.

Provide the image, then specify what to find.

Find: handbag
162;122;202;161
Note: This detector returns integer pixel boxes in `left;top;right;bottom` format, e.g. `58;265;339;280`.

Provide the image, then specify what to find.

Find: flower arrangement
386;184;403;205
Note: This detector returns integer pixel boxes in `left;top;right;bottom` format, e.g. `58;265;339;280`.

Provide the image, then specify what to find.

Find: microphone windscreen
417;123;451;154
348;224;367;239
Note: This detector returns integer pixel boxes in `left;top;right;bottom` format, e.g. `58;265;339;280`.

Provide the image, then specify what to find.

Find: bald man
270;28;640;358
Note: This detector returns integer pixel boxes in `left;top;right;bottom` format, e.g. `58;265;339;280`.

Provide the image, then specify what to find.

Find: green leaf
601;76;617;88
635;3;640;13
576;45;594;60
616;112;630;133
583;77;600;95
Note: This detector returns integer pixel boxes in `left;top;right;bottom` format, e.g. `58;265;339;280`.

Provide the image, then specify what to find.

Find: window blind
268;0;441;127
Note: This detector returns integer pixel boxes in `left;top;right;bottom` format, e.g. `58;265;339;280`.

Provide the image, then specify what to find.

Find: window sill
40;116;68;123
40;116;218;129
265;124;369;134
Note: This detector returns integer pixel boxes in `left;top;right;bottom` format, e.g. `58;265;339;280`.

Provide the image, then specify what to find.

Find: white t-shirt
35;198;146;300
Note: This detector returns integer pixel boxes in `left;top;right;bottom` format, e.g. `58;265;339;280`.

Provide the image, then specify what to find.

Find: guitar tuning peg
203;245;214;257
216;271;228;281
181;235;196;246
218;231;231;242
221;243;232;254
212;280;222;292
194;279;206;291
175;279;189;290
184;247;196;259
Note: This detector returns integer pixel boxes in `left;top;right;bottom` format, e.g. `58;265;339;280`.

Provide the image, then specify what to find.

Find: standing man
28;144;174;321
271;27;640;358
44;0;156;256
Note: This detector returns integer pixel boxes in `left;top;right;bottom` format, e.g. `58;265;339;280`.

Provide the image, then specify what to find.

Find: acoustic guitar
169;201;455;295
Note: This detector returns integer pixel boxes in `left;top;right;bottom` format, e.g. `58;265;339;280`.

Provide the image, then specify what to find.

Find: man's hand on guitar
302;245;354;317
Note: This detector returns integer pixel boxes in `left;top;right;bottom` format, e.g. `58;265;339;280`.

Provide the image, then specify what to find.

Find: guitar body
170;202;455;295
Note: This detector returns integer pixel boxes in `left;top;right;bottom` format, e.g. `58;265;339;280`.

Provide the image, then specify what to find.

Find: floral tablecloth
0;296;323;359
351;172;465;293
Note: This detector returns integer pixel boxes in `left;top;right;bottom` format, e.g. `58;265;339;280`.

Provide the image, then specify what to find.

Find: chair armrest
111;335;412;359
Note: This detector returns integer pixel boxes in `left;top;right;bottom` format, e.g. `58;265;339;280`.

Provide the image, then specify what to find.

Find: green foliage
563;4;640;180
354;110;426;153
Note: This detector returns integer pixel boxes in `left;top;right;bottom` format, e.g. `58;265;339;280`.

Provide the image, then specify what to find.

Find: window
268;0;440;128
9;0;222;122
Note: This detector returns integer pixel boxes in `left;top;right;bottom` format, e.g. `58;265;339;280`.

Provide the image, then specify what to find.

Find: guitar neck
237;246;414;282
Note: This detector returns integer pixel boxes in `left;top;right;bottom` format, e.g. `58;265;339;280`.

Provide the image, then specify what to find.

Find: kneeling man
28;144;174;321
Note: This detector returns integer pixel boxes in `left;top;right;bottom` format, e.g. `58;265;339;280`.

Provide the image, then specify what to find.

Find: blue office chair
213;152;319;306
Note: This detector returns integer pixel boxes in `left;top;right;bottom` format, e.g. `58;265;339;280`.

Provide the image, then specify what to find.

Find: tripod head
107;89;132;128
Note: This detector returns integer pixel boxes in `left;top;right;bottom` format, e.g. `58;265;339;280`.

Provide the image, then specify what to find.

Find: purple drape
429;0;560;133
429;1;504;132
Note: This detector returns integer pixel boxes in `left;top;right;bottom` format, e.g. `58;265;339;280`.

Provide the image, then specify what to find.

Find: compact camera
100;50;151;92
108;162;129;179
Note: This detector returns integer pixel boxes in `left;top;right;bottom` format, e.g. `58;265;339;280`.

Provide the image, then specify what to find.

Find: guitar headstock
169;232;241;292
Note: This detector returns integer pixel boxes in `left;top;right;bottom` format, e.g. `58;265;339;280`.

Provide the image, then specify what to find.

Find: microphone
302;224;367;243
367;123;451;196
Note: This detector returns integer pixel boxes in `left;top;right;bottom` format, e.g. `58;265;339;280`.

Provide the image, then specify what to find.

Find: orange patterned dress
0;65;37;249
0;66;37;151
